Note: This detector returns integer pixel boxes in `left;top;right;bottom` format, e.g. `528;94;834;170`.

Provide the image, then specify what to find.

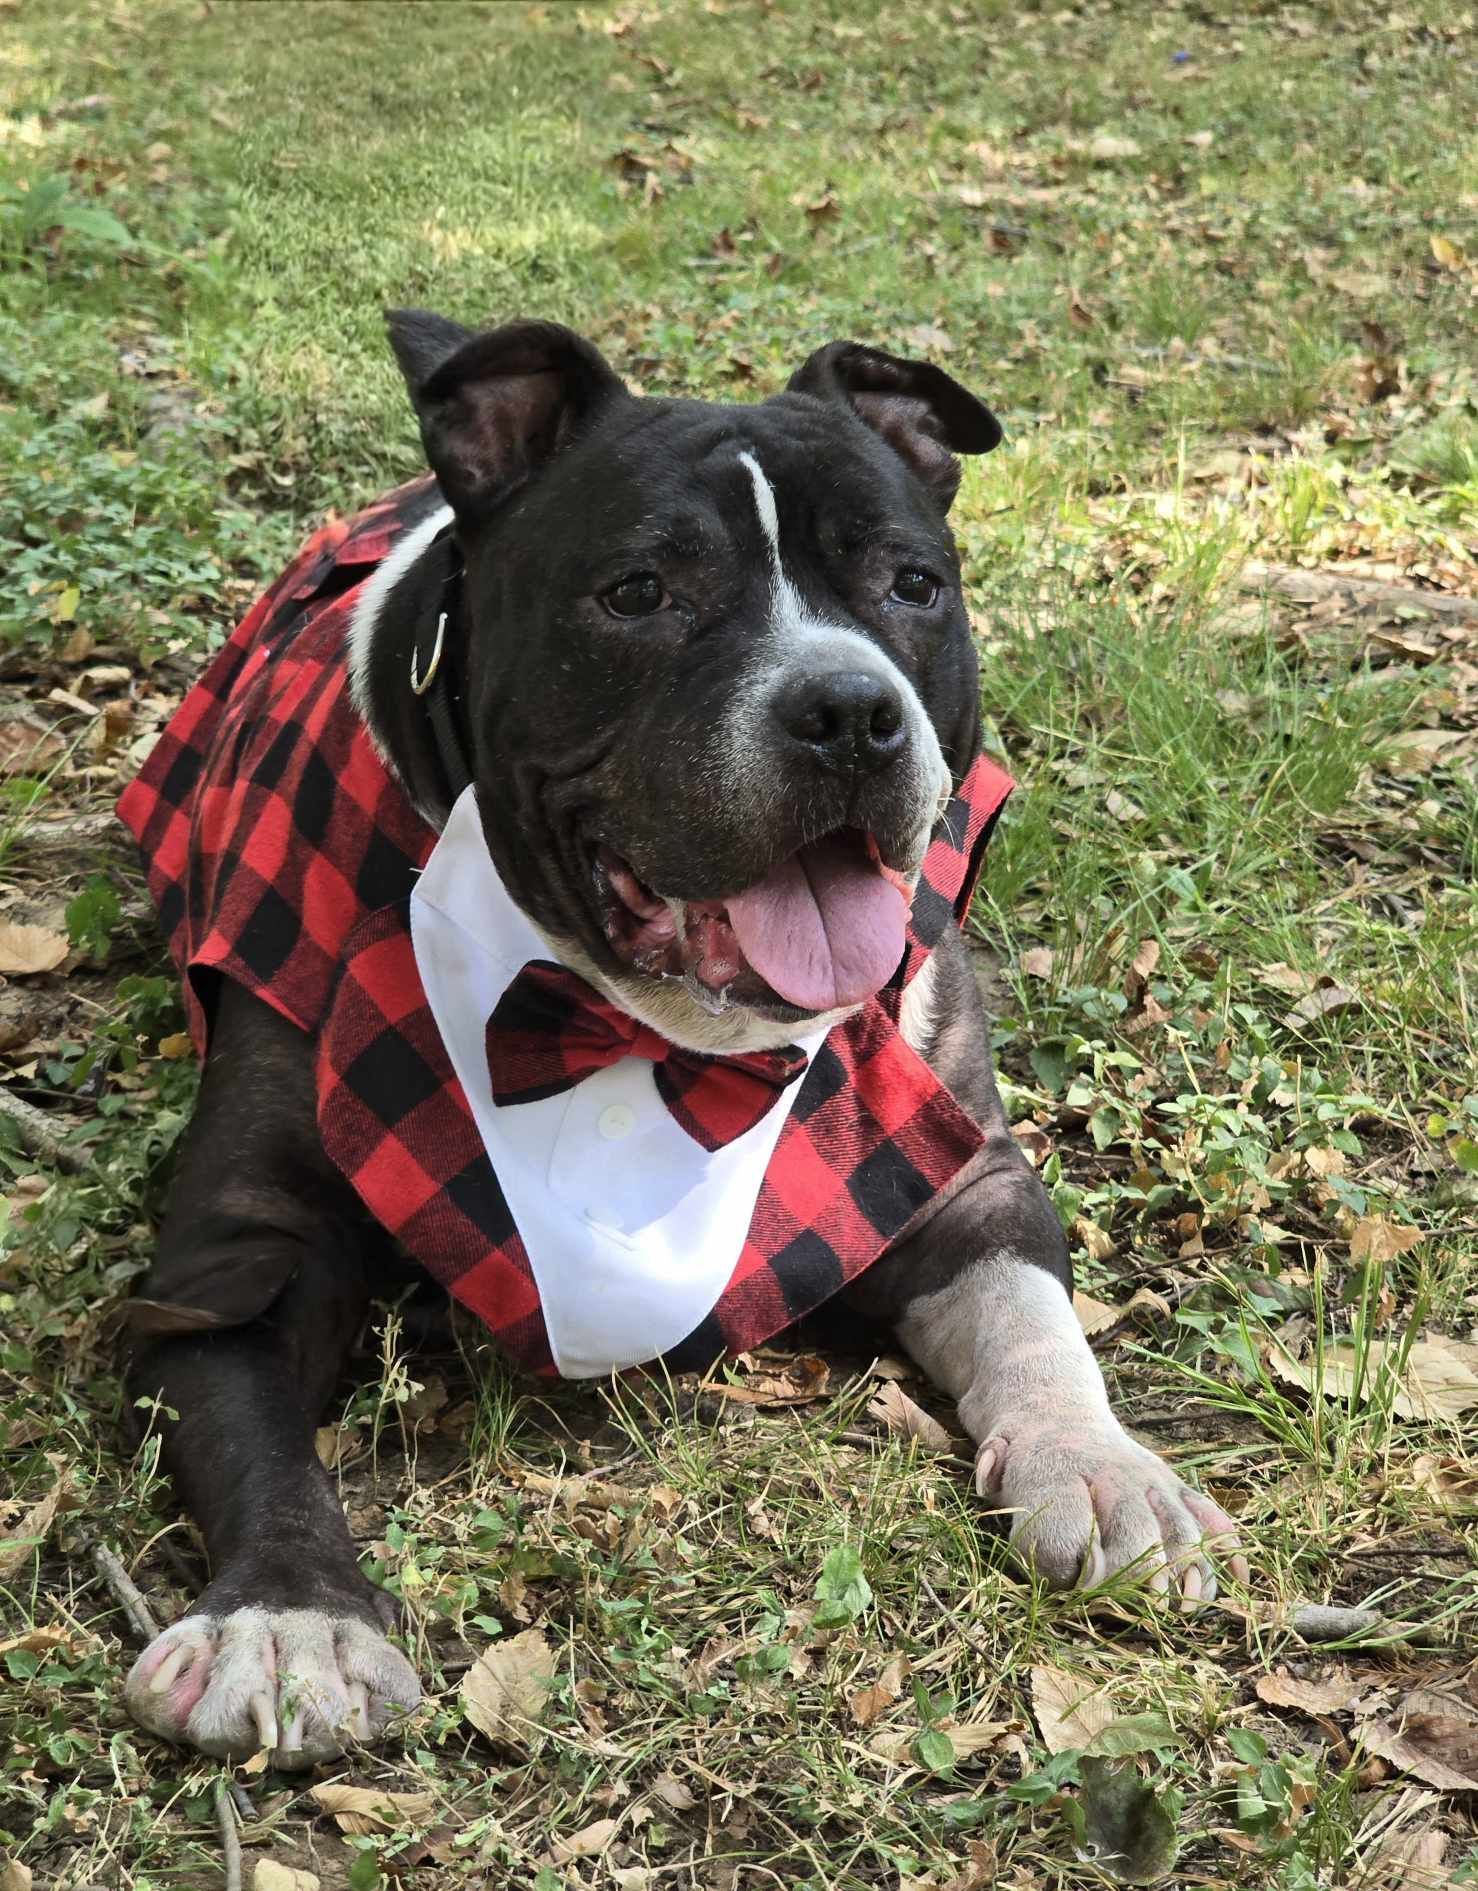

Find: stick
0;1087;85;1175
91;1542;160;1643
215;1778;243;1891
5;808;126;853
1239;559;1478;623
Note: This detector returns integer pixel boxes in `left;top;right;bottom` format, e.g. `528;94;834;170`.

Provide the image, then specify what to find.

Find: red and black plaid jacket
118;480;1014;1375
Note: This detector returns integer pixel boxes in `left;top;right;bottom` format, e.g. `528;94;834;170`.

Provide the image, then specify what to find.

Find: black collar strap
411;525;473;808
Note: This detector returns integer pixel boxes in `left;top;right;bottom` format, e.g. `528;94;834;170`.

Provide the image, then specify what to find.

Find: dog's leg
855;932;1245;1599
122;983;420;1766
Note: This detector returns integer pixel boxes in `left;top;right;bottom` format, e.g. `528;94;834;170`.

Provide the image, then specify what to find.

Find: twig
91;1542;160;1642
0;1086;86;1175
5;807;128;853
1240;559;1478;623
228;1779;256;1823
215;1778;243;1891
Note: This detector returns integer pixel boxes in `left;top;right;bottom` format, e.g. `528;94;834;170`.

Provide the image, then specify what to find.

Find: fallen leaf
1361;1691;1478;1792
1032;1665;1116;1753
0;923;69;976
1380;728;1473;774
1349;1216;1425;1266
0;1472;68;1579
1407;1453;1478;1509
650;1770;697;1811
1255;1667;1368;1716
867;1381;954;1454
1429;234;1465;271
307;1784;435;1833
0;717;65;778
1020;945;1054;978
252;1863;321;1891
1074;1290;1127;1338
1068;1754;1181;1883
904;322;952;354
1105;789;1145;824
1281;983;1358;1030
848;1652;910;1727
0;1625;79;1659
157;1031;195;1060
551;1816;619;1863
707;1354;830;1406
459;1627;555;1751
1258;961;1318;997
1271;1334;1478;1421
1087;133;1141;160
1074;1215;1117;1263
1371;1823;1449;1890
941;1718;1010;1760
0;1863;32;1891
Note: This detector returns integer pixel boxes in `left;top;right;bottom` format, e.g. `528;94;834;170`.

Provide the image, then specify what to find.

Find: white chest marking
409;787;831;1378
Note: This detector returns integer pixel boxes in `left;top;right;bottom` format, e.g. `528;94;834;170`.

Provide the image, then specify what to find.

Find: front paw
974;1420;1246;1603
124;1606;422;1769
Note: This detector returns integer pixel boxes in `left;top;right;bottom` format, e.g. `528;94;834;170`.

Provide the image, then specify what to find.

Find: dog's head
386;311;1000;1051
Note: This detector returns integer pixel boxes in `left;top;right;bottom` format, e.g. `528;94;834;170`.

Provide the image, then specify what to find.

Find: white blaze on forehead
736;449;783;573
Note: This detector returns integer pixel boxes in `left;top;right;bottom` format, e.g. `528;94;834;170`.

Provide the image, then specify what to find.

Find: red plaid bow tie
486;960;809;1153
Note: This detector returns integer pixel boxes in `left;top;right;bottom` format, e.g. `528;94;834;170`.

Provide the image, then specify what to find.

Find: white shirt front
408;787;830;1378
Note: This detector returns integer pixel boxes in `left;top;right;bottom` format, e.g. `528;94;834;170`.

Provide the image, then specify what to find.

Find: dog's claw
973;1420;1245;1603
125;1607;421;1768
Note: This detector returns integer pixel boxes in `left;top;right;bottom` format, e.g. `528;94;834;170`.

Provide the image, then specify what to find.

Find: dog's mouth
595;829;916;1017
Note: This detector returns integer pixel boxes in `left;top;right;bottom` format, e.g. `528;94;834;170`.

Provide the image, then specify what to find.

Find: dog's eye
601;573;670;619
890;568;939;607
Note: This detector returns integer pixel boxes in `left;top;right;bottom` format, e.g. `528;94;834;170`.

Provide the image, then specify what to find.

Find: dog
116;313;1243;1767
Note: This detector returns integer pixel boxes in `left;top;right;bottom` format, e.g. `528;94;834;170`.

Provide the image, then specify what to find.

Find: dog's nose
771;670;907;774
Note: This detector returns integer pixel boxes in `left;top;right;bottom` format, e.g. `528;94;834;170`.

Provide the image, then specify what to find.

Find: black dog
119;314;1241;1765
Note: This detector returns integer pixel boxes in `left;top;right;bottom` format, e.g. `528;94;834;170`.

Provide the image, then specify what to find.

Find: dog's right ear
386;310;629;518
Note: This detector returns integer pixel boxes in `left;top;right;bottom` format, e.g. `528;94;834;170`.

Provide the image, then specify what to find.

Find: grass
1;1;1476;1886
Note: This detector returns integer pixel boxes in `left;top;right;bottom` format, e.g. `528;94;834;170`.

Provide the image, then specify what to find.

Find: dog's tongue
723;834;910;1012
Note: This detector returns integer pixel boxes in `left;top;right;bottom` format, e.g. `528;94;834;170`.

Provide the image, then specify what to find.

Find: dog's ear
786;341;1001;507
386;311;629;517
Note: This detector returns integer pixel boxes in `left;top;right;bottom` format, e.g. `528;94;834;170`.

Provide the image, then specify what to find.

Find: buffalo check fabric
118;479;1016;1377
486;958;809;1152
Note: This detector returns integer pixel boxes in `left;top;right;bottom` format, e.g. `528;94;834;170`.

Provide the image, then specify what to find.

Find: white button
598;1103;637;1141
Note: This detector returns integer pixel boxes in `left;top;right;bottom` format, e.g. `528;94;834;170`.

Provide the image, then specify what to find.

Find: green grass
1;2;1476;1887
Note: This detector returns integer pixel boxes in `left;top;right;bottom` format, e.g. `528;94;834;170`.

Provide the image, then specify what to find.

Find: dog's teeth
250;1691;279;1753
148;1645;190;1693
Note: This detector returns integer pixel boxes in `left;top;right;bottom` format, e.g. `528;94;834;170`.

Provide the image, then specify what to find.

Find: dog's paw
124;1607;422;1768
974;1420;1247;1604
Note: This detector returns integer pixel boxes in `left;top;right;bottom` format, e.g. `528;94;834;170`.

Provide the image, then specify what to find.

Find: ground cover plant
1;1;1475;1885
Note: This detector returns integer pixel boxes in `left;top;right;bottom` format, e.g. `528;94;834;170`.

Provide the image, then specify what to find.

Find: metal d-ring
409;611;447;697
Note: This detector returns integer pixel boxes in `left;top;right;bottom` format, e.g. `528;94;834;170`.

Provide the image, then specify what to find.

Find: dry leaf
1074;1290;1127;1338
1361;1691;1478;1792
307;1783;435;1832
0;1472;68;1579
1254;1667;1368;1716
1372;1824;1450;1890
1020;945;1054;979
0;923;69;977
459;1627;555;1750
0;1863;32;1891
651;1770;697;1811
1349;1216;1425;1265
941;1719;1010;1760
253;1862;321;1891
1272;1334;1478;1421
1073;1215;1117;1263
707;1354;830;1406
0;1625;76;1659
1429;234;1465;271
867;1381;954;1454
551;1816;619;1863
0;717;65;778
848;1652;910;1727
1087;132;1141;160
1281;983;1358;1030
1031;1665;1116;1753
1407;1453;1478;1508
1258;961;1318;997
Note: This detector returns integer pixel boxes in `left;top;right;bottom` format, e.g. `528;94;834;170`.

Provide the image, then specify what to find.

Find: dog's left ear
786;341;1001;508
386;310;629;518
